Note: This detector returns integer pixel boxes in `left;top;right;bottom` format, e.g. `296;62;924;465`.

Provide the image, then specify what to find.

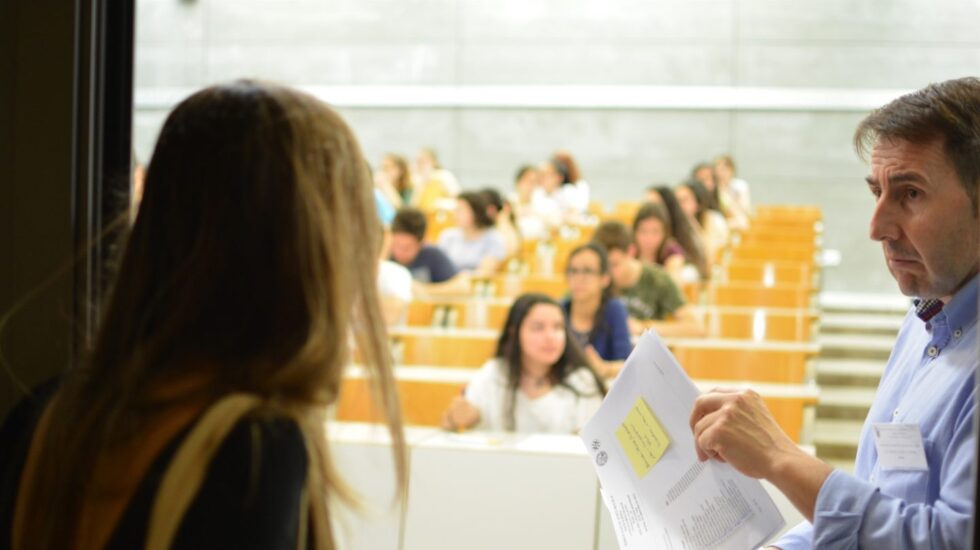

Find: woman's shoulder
604;297;629;317
438;226;462;243
468;358;509;394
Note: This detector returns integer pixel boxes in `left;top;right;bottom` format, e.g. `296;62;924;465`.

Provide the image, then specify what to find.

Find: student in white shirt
713;154;752;229
674;179;729;265
539;150;590;219
442;293;606;433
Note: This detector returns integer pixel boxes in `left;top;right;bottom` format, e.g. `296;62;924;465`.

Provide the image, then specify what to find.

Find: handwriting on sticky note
616;397;671;479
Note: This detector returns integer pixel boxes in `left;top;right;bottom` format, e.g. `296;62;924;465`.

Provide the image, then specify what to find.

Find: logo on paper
596;451;608;466
591;439;602;451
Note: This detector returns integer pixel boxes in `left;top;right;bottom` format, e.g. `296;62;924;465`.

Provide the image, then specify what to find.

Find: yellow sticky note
615;397;671;479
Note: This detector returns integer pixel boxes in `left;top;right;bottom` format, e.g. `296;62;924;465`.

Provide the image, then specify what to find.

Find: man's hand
689;388;832;522
689;388;798;479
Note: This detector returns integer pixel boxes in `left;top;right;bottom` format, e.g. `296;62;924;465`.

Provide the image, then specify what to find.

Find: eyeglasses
565;267;601;278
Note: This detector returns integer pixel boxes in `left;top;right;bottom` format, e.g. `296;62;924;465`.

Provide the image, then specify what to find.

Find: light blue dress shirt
775;274;977;549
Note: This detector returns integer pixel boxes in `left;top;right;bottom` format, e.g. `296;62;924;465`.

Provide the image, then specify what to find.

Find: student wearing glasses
559;242;633;378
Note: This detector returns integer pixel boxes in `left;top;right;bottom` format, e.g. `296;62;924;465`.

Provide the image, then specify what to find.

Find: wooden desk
667;337;820;384
694;305;819;342
706;282;816;308
718;259;816;288
337;364;819;443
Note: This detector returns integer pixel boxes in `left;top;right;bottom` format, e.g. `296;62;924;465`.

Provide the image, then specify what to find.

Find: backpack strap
146;393;265;549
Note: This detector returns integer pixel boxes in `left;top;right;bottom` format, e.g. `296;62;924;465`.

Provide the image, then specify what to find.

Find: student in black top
0;80;406;550
389;206;459;283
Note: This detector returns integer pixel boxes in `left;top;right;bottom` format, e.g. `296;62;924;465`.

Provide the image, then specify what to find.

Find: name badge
872;423;929;471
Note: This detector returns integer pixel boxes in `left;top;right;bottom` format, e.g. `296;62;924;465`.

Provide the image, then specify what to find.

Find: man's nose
869;197;900;242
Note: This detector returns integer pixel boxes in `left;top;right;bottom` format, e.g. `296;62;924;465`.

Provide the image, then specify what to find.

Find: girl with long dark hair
560;242;632;378
442;293;605;433
644;186;710;280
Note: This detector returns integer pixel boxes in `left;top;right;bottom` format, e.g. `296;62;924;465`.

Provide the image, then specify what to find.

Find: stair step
818;333;894;359
813;418;865;446
815;358;886;381
820;313;904;336
819;291;910;315
816;387;876;420
818;387;877;408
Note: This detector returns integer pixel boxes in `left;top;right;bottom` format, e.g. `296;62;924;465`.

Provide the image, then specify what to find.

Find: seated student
412;147;460;211
560;242;632;378
374;152;412;206
713;154;752;229
441;293;606;433
390;207;459;284
377;228;413;326
480;187;521;261
644;186;710;280
674;179;729;264
0;81;404;549
509;164;556;240
538;151;590;220
632;201;694;285
437;191;508;273
592;221;705;338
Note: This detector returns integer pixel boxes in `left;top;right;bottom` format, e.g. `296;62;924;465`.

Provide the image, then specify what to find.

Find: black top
401;244;459;283
0;387;308;549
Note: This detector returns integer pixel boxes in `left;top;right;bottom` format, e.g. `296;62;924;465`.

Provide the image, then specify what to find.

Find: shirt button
927;346;939;357
954;329;962;338
893;409;899;417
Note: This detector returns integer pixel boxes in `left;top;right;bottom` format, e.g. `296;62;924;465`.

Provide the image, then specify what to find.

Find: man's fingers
692;408;727;461
690;391;734;431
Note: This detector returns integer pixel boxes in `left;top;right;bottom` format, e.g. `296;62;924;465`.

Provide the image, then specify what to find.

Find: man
690;77;979;549
389;207;473;297
592;221;705;337
390;207;459;284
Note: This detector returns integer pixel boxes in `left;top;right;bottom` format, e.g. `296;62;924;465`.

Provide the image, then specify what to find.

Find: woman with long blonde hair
2;80;405;549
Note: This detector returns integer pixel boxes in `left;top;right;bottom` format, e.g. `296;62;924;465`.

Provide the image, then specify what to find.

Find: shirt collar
927;273;979;333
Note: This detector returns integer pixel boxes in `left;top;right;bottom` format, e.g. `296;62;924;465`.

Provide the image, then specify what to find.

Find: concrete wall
133;0;980;293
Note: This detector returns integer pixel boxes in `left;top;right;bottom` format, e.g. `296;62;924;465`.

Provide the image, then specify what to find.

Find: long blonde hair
14;81;406;548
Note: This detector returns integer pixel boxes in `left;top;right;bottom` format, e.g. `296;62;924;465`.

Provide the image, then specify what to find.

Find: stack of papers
580;331;784;549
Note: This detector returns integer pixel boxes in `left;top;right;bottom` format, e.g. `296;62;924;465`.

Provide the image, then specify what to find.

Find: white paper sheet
580;331;785;550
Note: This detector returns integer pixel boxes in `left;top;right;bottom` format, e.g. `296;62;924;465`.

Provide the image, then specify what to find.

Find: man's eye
905;188;920;199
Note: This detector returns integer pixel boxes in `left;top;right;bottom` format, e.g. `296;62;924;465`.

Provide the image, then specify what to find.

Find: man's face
389;232;422;266
868;137;979;300
606;248;631;290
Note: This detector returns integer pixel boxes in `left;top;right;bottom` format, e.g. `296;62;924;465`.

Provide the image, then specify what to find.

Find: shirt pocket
876;437;935;503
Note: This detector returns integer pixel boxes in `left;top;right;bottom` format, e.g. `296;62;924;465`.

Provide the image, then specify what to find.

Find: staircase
813;292;910;472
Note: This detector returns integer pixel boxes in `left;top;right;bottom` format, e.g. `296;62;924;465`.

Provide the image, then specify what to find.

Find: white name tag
872;423;929;471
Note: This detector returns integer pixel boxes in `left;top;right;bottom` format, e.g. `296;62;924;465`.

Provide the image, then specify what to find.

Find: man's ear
627;244;637;257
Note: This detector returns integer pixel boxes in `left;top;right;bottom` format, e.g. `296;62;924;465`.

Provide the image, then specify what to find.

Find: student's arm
474;232;508;275
607;299;634;360
412;272;472;298
663;254;686;285
441;396;480;431
442;361;495;430
584;345;623;379
645;304;705;337
593;299;633;378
